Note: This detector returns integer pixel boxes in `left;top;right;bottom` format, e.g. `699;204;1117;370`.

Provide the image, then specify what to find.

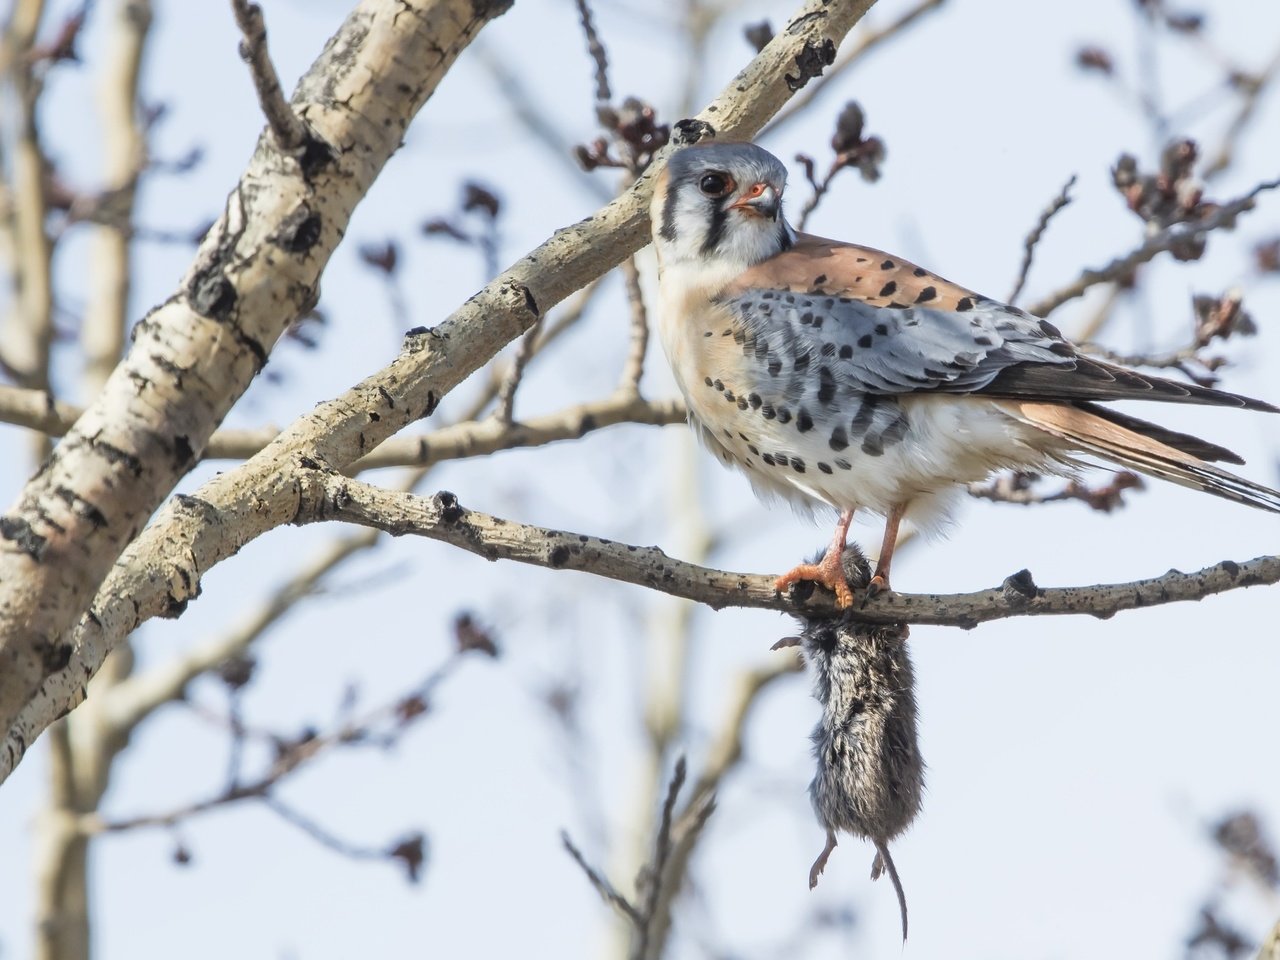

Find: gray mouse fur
773;544;924;941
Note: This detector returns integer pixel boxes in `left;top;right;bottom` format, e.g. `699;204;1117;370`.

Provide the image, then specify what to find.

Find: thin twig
794;155;831;232
492;319;545;425
1076;340;1224;384
262;796;395;862
297;472;1280;627
574;0;611;105
645;760;685;910
617;256;649;396
1202;42;1280;181
762;0;946;139
1007;174;1076;305
633;756;692;960
640;663;797;958
561;830;644;925
968;471;1144;512
1025;176;1280;317
474;45;610;202
230;0;307;152
0;384;686;468
84;652;468;838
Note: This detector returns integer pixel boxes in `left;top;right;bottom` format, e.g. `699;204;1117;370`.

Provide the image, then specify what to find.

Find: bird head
651;141;793;271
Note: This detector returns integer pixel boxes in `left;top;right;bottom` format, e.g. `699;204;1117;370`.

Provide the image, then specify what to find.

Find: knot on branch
785;38;836;92
1001;569;1040;605
434;491;464;524
672;118;715;146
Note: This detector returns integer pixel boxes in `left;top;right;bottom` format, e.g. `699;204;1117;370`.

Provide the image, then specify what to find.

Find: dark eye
699;172;733;197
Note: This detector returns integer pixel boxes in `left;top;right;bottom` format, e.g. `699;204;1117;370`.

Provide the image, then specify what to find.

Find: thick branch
0;0;878;785
0;0;880;782
0;0;510;748
298;474;1279;627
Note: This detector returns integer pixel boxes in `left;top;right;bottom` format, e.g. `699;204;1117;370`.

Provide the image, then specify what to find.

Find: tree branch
761;0;946;139
229;0;308;152
0;0;881;785
1025;176;1279;317
0;0;512;749
1007;174;1076;305
294;473;1280;627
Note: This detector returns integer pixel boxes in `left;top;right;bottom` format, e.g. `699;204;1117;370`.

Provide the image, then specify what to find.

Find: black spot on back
817;367;836;404
850;395;878;434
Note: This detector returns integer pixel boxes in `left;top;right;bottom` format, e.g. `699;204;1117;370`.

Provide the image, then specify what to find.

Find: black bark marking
188;268;237;322
785;38;836;91
271;206;323;254
0;515;48;560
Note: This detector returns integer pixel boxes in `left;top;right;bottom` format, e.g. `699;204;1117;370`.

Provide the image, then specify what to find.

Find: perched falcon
650;141;1280;607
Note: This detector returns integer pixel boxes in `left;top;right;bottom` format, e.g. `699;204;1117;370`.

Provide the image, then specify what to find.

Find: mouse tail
871;840;908;943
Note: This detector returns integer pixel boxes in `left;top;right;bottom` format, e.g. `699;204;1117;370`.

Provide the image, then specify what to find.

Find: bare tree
1;0;1278;956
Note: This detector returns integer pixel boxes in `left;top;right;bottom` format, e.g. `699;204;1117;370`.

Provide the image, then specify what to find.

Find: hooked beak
730;182;780;221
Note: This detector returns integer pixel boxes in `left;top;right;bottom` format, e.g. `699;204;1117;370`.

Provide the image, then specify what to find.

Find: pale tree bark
1;0;878;784
0;0;54;471
36;3;152;957
0;0;514;764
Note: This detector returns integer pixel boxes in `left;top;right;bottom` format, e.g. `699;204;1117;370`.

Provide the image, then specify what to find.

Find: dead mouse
774;544;924;941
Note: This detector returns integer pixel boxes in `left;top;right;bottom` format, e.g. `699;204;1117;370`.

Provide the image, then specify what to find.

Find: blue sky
2;0;1279;956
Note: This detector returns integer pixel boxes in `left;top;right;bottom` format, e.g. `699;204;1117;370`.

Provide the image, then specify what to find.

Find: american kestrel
651;141;1280;607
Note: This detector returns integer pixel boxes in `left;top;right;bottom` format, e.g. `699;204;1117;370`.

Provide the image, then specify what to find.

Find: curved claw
860;572;890;608
775;556;854;608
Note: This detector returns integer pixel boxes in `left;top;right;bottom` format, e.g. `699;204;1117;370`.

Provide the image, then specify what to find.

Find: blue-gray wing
720;288;1273;408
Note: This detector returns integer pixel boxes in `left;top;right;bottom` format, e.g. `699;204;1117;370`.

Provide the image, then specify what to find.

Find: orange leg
774;509;856;608
865;502;906;602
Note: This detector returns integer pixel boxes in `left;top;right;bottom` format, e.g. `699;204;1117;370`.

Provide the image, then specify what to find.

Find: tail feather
1075;401;1246;465
1006;400;1280;514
